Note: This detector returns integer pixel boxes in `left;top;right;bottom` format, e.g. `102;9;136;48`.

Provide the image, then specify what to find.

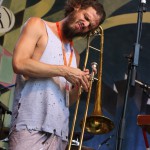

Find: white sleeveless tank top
11;20;77;141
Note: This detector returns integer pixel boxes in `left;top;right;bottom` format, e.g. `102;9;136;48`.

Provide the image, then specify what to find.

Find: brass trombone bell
67;26;115;150
80;26;115;134
84;115;114;134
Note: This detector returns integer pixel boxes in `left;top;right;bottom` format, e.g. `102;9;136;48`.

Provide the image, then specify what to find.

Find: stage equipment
0;84;15;149
66;145;94;150
71;131;94;142
115;1;147;150
68;26;114;150
137;115;150;149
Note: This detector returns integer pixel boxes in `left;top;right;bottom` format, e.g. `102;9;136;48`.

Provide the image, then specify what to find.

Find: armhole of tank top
41;19;49;40
40;19;51;56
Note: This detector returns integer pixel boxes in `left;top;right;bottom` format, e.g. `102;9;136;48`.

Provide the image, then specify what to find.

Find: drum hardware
72;131;94;142
68;26;115;150
0;84;16;94
0;128;9;150
72;139;79;146
0;103;11;142
71;139;95;150
0;127;9;140
0;147;7;150
0;84;16;115
0;84;9;95
69;131;95;150
0;84;15;142
0;101;11;140
0;102;12;115
66;144;95;150
0;137;9;143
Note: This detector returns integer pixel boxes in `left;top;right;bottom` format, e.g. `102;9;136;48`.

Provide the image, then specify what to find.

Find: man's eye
84;15;89;21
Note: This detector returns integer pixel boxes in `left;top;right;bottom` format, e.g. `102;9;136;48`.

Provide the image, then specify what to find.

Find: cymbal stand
0;84;16;139
115;1;146;150
0;110;5;140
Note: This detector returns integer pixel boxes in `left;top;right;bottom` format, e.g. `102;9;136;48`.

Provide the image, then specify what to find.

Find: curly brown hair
64;0;106;25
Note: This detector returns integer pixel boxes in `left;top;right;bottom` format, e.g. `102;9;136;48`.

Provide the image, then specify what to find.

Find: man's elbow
12;59;23;74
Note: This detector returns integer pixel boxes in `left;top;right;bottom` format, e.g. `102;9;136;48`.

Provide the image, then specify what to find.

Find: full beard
62;12;90;41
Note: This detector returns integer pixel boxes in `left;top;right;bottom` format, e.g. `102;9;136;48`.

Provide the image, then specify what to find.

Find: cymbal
66;145;95;150
71;131;94;141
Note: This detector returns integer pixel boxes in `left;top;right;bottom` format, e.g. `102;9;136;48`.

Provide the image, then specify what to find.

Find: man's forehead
85;8;100;26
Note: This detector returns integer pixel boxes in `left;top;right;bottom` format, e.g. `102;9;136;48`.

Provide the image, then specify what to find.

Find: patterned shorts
8;129;67;150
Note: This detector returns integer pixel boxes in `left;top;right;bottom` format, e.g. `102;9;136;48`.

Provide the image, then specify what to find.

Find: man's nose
84;21;90;27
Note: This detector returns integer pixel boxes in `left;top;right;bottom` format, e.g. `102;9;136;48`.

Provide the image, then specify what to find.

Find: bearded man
9;0;106;149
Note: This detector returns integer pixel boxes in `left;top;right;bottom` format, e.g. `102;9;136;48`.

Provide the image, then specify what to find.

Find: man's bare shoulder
21;17;47;35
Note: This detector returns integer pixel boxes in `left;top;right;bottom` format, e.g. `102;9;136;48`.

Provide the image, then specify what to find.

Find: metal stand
115;1;146;150
0;84;15;140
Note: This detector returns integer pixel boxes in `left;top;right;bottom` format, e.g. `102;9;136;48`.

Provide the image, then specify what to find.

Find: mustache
62;23;90;40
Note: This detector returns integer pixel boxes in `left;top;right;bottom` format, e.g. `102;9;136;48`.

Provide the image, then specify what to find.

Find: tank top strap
41;19;52;37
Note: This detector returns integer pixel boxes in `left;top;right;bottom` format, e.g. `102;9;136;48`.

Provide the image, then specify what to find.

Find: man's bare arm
13;17;89;91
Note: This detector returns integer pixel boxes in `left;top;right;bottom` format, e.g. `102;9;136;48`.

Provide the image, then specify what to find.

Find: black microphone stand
115;1;146;150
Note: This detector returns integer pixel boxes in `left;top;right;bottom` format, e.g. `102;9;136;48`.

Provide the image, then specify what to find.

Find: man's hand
64;67;90;92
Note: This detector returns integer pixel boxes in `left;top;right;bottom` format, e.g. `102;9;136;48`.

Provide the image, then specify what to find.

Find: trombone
68;26;114;150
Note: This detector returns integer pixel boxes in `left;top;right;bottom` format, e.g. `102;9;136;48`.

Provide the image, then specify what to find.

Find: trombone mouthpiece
91;62;98;75
91;62;98;70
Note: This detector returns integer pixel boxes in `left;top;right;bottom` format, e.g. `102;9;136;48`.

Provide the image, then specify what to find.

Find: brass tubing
84;26;114;134
68;26;114;150
67;35;91;150
78;63;97;150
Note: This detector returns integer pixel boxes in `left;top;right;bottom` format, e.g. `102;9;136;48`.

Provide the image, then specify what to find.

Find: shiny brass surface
80;26;114;134
85;115;114;134
68;34;95;150
68;26;115;150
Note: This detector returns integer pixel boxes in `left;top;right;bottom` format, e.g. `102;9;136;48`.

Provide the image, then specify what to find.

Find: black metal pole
115;1;146;150
131;0;146;86
115;57;132;150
